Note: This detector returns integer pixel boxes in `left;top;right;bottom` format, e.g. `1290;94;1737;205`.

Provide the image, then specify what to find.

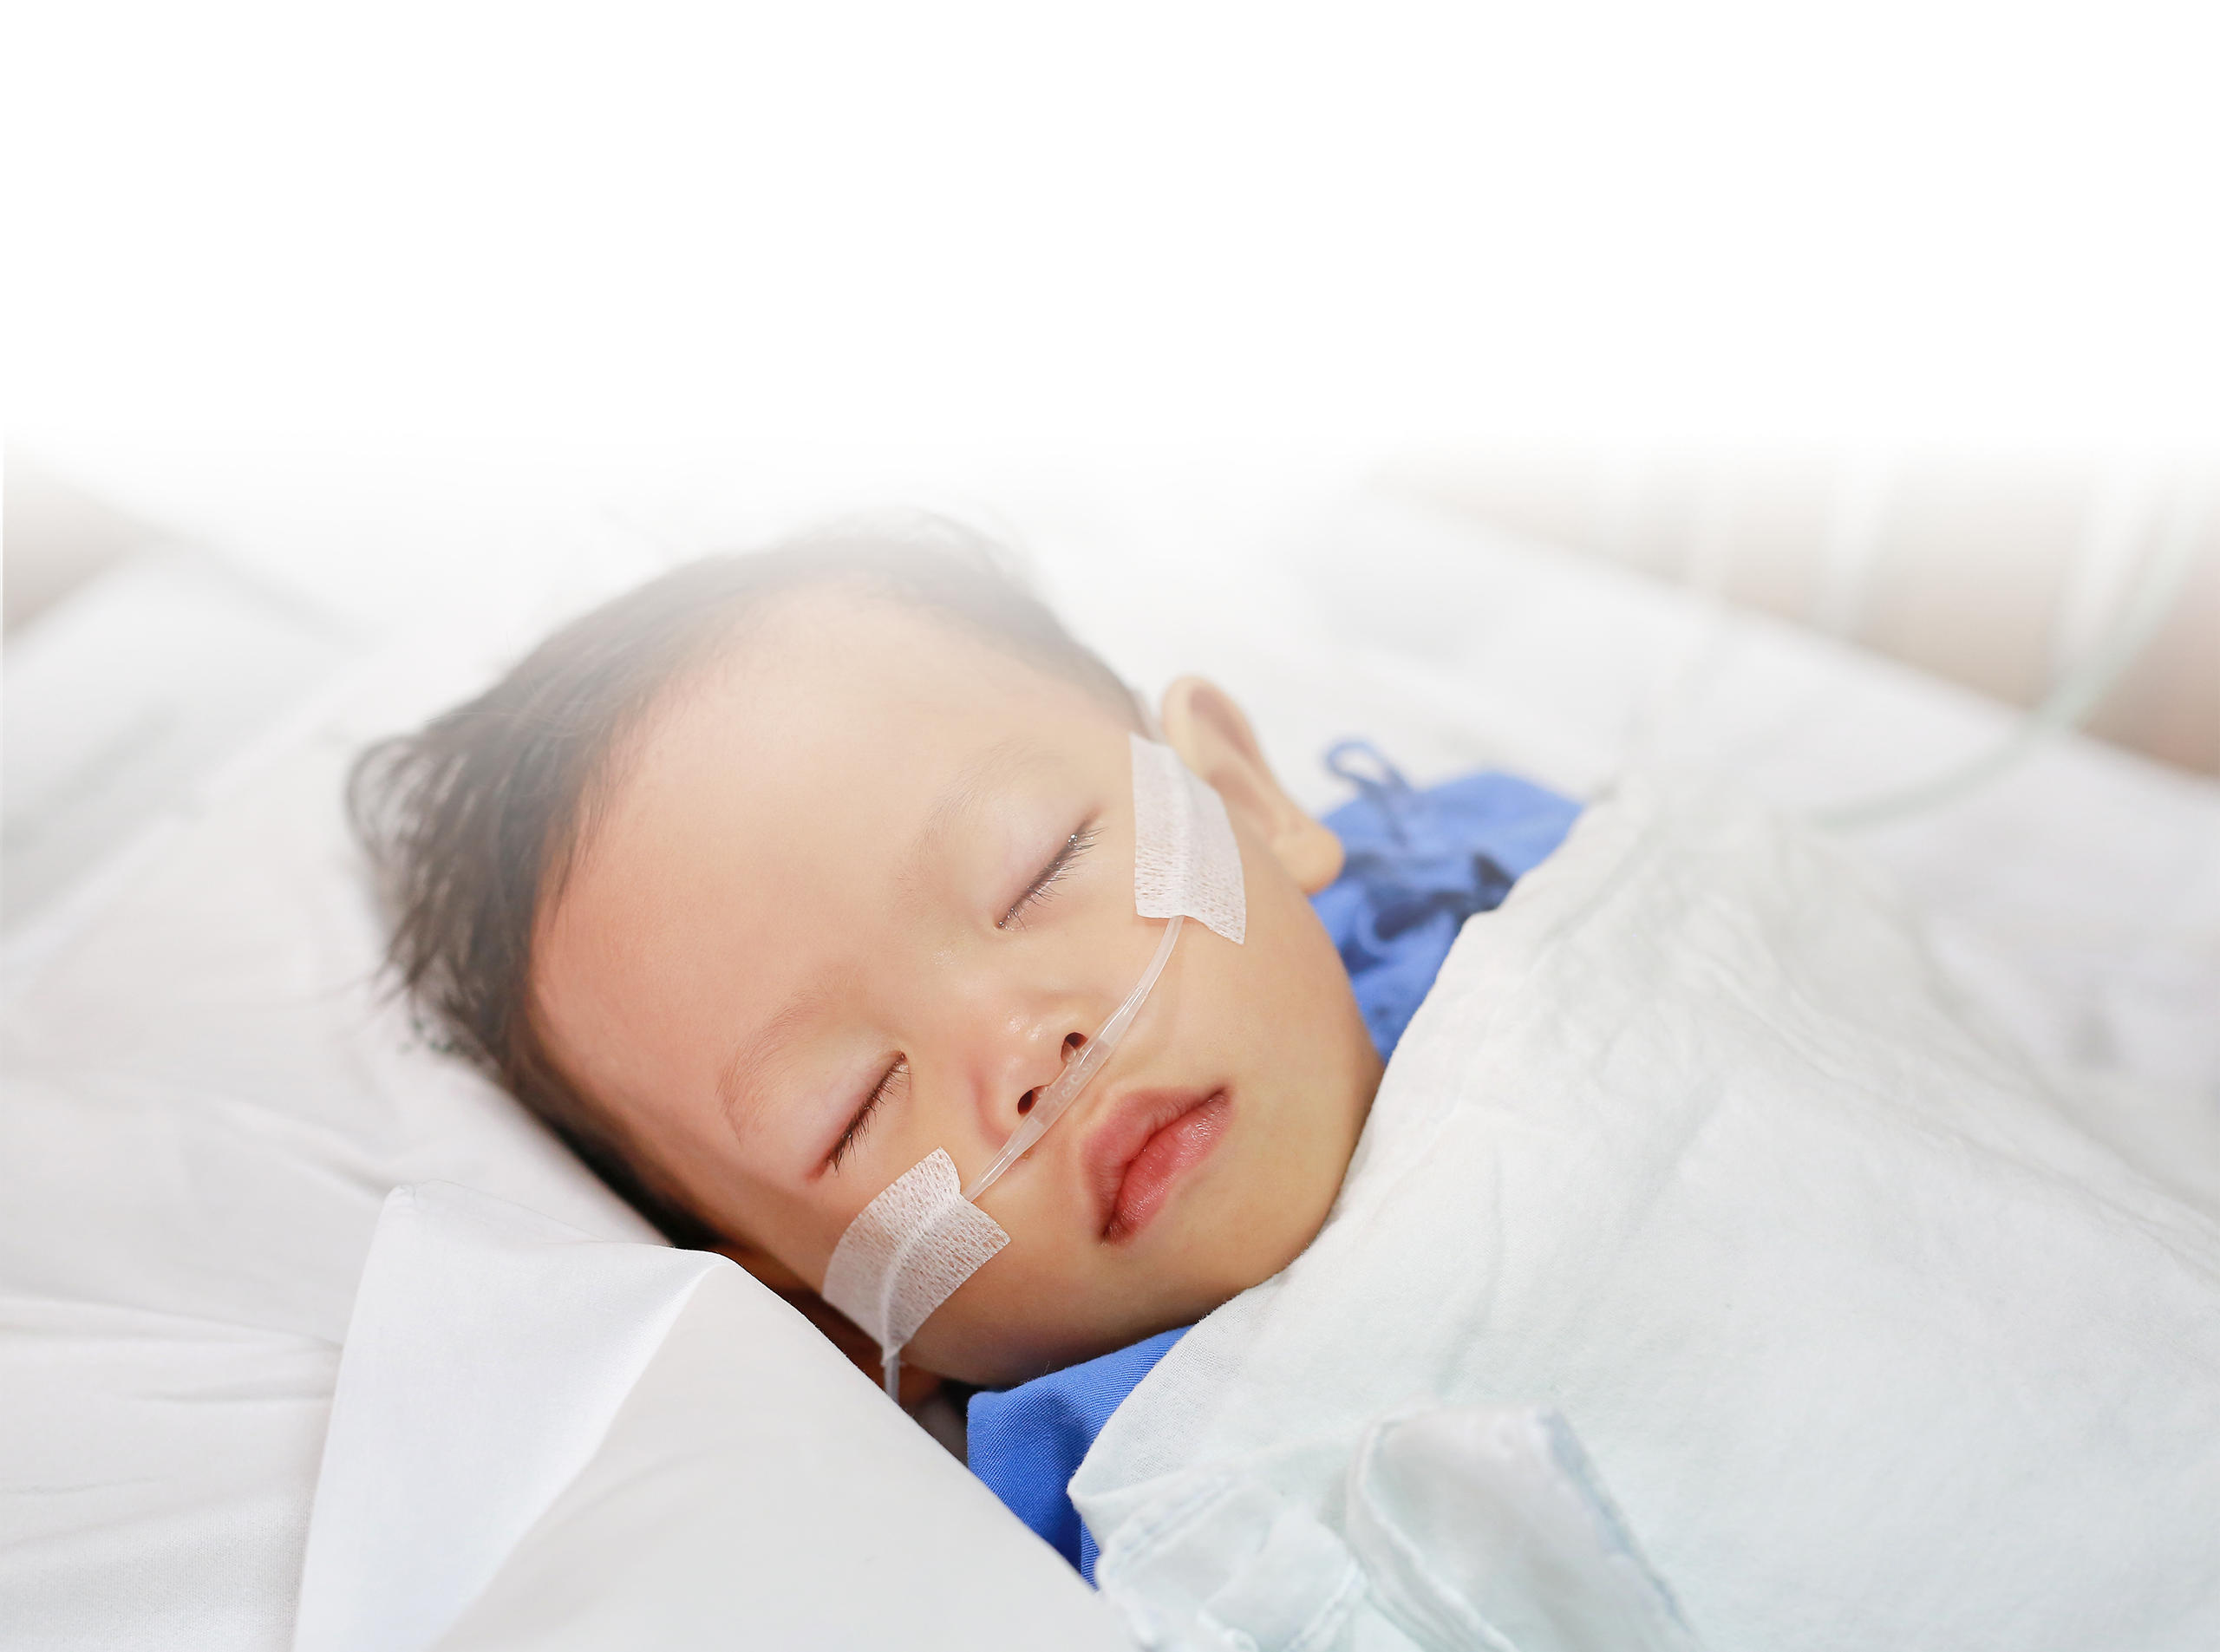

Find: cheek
901;1224;1100;1382
1178;885;1371;1253
1201;866;1357;1048
901;1155;1200;1381
905;1125;1317;1384
676;1150;861;1293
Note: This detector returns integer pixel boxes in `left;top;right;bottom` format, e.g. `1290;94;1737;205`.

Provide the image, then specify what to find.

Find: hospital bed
4;463;2217;1649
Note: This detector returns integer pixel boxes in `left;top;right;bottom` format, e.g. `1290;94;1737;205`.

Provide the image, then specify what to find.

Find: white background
10;0;2219;465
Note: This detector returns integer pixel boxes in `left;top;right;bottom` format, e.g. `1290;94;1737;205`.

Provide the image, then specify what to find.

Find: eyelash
998;823;1098;930
832;1058;905;1171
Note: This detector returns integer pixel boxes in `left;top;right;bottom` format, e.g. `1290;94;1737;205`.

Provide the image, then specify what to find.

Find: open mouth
1086;1087;1231;1243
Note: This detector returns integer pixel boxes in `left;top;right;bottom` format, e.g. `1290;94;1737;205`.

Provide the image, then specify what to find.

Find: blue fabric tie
965;750;1580;1579
1310;743;1583;1062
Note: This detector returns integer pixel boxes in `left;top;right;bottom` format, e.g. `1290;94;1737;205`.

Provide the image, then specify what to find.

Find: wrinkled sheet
1073;773;2220;1652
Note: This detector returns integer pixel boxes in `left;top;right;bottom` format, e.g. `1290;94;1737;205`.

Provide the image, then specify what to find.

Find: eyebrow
714;736;1062;1133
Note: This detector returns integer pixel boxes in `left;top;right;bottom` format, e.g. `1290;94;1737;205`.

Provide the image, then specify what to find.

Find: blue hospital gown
966;748;1581;1579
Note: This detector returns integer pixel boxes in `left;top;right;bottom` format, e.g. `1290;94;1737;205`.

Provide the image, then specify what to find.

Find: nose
932;960;1102;1148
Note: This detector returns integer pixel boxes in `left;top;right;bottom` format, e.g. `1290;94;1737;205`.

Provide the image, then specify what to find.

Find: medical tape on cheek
1129;733;1246;944
819;736;1247;1398
820;1149;1009;1397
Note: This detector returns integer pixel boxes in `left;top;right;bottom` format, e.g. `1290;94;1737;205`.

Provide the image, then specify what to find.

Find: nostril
1018;1035;1085;1116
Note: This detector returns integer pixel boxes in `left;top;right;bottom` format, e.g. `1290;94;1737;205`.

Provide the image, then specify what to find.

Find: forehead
529;596;1127;1115
595;591;1121;846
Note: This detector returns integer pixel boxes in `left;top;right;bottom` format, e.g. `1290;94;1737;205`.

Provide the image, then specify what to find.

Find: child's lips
1082;1086;1231;1243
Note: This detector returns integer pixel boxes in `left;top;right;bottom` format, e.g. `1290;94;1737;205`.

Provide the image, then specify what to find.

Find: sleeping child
355;518;2220;1652
351;519;1434;1381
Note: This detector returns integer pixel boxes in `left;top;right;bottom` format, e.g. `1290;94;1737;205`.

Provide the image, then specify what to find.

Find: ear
1159;676;1345;895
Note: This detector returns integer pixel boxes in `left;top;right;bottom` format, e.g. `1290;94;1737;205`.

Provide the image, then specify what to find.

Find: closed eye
830;1058;905;1171
999;822;1098;930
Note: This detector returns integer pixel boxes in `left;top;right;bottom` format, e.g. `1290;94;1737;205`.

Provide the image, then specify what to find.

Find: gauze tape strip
1131;734;1246;944
821;1149;1008;1391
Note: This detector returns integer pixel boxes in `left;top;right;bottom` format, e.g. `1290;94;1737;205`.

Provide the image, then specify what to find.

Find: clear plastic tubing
961;916;1185;1204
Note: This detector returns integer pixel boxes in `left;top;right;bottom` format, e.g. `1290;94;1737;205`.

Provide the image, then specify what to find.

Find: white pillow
1;651;658;1651
295;1182;1131;1652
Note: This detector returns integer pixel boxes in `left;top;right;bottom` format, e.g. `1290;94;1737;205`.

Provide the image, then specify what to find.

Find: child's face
531;594;1381;1384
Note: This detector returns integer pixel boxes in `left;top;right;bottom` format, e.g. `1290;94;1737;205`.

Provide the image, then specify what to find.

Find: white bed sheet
3;471;2216;1649
1075;772;2220;1650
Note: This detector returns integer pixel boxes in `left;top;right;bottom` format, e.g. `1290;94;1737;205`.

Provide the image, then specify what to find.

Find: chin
914;1310;1109;1388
